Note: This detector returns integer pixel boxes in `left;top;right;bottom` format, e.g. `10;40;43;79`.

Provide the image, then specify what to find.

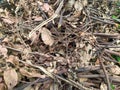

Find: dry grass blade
29;0;64;38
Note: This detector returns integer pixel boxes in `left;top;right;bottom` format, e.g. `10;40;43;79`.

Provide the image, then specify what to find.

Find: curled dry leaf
41;27;54;46
3;69;18;89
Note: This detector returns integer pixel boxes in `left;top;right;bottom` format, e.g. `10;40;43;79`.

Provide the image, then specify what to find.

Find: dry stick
93;33;119;37
105;49;120;57
78;74;120;83
29;0;64;38
89;16;115;25
99;54;111;90
54;74;88;90
19;60;89;90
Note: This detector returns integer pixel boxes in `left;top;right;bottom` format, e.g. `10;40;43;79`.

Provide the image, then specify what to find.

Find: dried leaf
79;44;93;66
41;27;54;46
43;3;51;12
2;18;14;24
23;86;34;90
50;83;58;90
0;83;6;90
110;65;120;75
20;68;46;78
3;69;18;89
82;0;88;6
32;16;43;22
0;45;8;58
6;55;19;66
100;82;107;90
74;1;83;11
29;31;39;45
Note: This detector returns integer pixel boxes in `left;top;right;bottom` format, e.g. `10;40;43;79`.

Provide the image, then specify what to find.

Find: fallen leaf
100;82;107;90
74;0;83;11
6;55;19;66
29;31;39;45
110;65;120;75
23;85;34;90
20;68;46;78
0;45;8;58
32;16;43;22
3;69;18;89
82;0;88;6
2;18;14;24
41;27;54;46
43;3;51;12
50;83;58;90
0;83;6;90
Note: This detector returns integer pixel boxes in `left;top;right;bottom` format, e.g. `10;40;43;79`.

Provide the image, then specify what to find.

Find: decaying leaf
3;69;18;89
2;18;14;24
110;65;120;75
20;68;46;78
41;27;54;46
100;82;107;90
0;83;6;90
50;83;59;90
23;85;34;90
6;55;19;66
65;0;75;11
0;45;8;58
74;0;83;12
79;44;93;66
29;31;39;45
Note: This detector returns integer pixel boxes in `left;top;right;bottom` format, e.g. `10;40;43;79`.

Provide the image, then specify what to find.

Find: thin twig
89;16;115;25
29;0;64;38
99;52;111;90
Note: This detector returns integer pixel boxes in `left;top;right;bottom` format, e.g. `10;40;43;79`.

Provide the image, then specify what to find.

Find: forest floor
0;0;120;90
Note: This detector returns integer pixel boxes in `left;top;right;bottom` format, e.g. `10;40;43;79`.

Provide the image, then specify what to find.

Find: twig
89;16;115;25
29;0;64;38
75;65;115;73
53;74;88;90
99;52;111;90
94;33;119;38
77;74;120;83
105;49;120;57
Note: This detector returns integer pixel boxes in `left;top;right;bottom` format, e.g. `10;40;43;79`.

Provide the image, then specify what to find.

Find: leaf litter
0;0;120;90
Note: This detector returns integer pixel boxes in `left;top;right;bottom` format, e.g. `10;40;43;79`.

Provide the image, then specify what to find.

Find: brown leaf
100;82;107;90
29;31;39;45
110;65;120;75
0;83;6;90
6;55;19;66
42;3;51;12
0;45;8;58
20;68;46;78
41;28;54;46
32;16;43;22
3;69;18;89
2;18;14;24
